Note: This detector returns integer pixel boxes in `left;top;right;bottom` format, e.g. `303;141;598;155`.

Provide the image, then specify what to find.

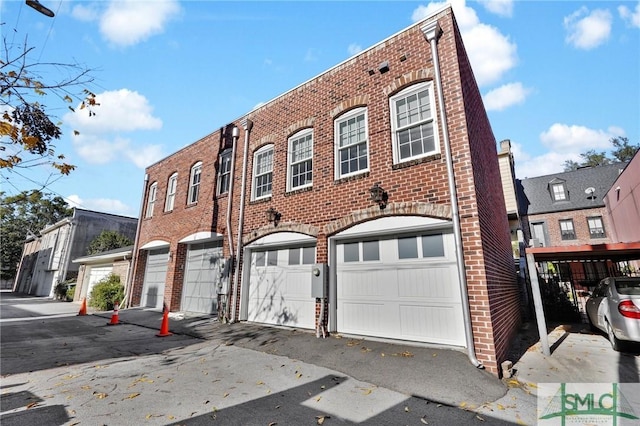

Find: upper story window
252;145;274;200
559;219;576;240
188;162;202;205
549;179;568;202
165;173;177;212
288;129;313;191
335;107;369;179
587;216;606;238
390;82;438;163
217;149;232;195
145;182;157;218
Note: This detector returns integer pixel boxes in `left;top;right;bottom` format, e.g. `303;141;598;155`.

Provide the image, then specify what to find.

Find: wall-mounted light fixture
369;183;388;209
265;207;281;226
26;0;55;17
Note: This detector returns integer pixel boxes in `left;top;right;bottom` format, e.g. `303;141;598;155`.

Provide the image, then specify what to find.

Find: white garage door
336;231;465;346
86;265;113;299
182;240;223;314
247;244;316;329
141;248;169;309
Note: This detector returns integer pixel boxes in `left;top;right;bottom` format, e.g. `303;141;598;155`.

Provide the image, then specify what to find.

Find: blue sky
1;0;638;217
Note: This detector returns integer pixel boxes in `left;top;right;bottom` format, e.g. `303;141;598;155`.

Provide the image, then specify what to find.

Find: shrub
54;280;75;301
89;274;124;311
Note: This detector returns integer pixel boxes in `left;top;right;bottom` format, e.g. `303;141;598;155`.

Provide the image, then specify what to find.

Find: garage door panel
141;248;169;310
396;267;458;300
338;270;394;298
399;304;462;343
341;302;384;334
182;241;222;314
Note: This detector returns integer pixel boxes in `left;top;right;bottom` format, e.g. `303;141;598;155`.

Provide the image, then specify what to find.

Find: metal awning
526;242;640;262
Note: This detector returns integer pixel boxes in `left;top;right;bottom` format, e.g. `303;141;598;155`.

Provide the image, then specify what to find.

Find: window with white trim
217;150;232;195
288;129;313;191
165;173;177;212
145;182;157;218
587;216;606;238
252;145;274;200
390;82;438;163
559;219;576;240
188;162;202;205
550;182;568;201
335;107;369;178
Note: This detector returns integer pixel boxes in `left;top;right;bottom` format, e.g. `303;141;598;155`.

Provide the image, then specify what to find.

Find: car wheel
606;320;621;351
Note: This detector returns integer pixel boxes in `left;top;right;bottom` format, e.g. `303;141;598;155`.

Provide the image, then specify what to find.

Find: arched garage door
333;217;466;346
244;233;316;329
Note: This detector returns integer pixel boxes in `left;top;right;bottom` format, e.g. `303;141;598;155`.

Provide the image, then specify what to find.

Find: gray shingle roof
516;162;628;215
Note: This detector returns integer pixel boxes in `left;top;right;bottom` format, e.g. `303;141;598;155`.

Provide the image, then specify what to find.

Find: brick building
129;6;520;375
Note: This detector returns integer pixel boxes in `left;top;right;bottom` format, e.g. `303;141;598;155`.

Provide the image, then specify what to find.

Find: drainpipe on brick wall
125;173;149;308
231;118;253;323
422;19;484;369
224;126;240;321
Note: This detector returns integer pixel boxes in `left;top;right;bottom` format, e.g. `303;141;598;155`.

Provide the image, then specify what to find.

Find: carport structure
524;242;640;355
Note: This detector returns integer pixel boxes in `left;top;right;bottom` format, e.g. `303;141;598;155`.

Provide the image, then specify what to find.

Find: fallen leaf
223;392;229;398
362;388;372;395
497;403;505;410
404;406;410;412
432;353;437;357
124;393;140;400
81;386;91;390
420;417;428;424
93;392;108;399
316;396;322;402
296;373;303;379
167;415;175;420
257;381;264;385
316;415;329;425
460;402;467;408
476;415;485;421
268;422;277;426
26;402;39;409
381;353;385;357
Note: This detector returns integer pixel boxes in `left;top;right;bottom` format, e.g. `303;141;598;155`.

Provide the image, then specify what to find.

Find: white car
586;276;640;351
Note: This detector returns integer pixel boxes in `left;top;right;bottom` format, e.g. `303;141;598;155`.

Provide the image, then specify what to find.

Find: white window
390;82;439;163
587;216;606;238
551;182;567;201
288;129;313;191
217;150;232;195
335;108;369;178
188;162;202;205
252;145;274;200
145;182;157;218
559;219;576;240
165;173;177;212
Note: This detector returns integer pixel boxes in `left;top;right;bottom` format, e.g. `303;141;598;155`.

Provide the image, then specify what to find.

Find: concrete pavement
3;292;639;425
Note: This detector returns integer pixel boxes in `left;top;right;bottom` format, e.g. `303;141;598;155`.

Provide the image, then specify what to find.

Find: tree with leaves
87;230;134;255
1;34;98;184
0;190;72;281
563;137;639;171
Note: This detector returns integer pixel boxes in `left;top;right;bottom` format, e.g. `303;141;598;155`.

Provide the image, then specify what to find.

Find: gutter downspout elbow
231;118;253;323
422;19;484;369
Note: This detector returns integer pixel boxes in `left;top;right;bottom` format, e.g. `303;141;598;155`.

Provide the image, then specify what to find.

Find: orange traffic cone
107;301;120;326
156;304;172;337
77;298;87;316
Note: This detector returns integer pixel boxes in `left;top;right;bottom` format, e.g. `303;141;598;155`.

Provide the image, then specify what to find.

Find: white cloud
512;124;626;179
63;89;165;168
64;89;162;134
348;43;363;56
71;4;100;22
100;0;181;47
412;0;517;86
305;48;320;62
66;194;132;216
619;3;640;28
564;7;612;50
539;123;616;153
483;82;532;111
479;0;513;17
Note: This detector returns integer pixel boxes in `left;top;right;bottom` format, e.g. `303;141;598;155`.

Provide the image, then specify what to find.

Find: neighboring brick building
130;6;519;375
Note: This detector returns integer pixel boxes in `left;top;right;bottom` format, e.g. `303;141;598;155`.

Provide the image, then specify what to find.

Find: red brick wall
524;207;612;247
449;14;521;374
133;7;515;375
